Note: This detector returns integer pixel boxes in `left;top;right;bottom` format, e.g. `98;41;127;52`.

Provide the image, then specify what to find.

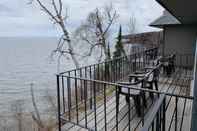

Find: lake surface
0;37;74;115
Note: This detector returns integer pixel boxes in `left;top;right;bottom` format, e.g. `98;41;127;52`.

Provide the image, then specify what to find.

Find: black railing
140;94;166;131
56;47;194;131
141;93;193;131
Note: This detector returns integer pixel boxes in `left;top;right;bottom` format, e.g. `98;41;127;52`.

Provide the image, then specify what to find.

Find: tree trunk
60;22;80;69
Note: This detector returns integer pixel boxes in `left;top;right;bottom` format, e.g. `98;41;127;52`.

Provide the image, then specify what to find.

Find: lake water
0;37;74;116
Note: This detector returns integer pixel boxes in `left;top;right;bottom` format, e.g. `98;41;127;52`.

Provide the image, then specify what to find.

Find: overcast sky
0;0;163;37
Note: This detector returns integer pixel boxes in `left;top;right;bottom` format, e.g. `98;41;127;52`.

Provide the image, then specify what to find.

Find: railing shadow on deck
56;47;194;131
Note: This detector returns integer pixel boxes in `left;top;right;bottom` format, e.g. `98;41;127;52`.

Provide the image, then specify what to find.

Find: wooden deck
61;68;193;131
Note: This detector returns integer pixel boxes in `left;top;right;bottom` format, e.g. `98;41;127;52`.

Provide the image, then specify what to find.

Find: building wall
164;25;197;67
122;31;163;56
122;31;163;48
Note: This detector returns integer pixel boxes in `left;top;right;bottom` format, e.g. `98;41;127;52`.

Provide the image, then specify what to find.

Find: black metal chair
143;66;160;98
117;76;147;117
130;65;160;98
169;54;176;73
160;54;176;76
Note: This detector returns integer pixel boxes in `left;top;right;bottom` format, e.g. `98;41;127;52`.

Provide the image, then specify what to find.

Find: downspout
191;38;197;131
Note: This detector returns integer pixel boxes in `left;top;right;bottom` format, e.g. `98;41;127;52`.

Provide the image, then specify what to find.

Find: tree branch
103;11;117;35
58;0;63;15
51;0;59;16
35;0;59;24
30;83;44;128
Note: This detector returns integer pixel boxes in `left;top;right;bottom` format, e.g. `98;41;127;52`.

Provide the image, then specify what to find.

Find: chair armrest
144;66;155;70
128;73;145;78
134;70;148;74
117;82;133;85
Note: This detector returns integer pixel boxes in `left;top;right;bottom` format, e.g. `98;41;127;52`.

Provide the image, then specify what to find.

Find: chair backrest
118;80;143;94
153;67;160;81
130;77;143;87
146;66;160;82
169;54;176;64
158;55;174;66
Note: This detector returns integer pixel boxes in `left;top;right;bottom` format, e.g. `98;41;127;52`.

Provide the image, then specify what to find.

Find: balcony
56;48;194;131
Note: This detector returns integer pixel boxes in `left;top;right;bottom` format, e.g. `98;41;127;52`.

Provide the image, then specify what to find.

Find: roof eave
149;23;181;28
156;0;197;24
149;24;164;28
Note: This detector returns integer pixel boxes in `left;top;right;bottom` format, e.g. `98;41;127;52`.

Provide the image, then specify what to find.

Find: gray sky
0;0;163;37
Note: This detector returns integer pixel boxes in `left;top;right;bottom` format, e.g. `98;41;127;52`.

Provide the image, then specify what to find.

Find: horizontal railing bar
62;64;161;85
60;74;194;100
58;49;193;76
140;94;166;131
59;47;158;75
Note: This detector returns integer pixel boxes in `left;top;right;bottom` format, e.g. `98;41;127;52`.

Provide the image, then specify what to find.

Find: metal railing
141;90;193;131
56;47;194;131
140;94;166;131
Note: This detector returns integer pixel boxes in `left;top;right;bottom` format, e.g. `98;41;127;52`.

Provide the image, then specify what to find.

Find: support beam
191;39;197;131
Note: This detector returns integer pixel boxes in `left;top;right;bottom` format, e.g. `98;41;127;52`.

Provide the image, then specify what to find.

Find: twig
30;83;44;128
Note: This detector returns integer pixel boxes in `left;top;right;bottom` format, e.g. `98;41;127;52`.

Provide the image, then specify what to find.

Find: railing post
61;76;65;113
175;97;178;131
80;69;83;101
93;81;97;131
67;76;71;121
162;96;166;131
156;112;159;131
116;86;119;131
75;71;79;124
134;53;137;72
84;79;88;128
142;91;145;126
89;66;93;110
104;83;107;131
128;88;131;131
57;75;61;131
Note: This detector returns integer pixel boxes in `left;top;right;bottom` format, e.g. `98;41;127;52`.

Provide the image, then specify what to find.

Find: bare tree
29;0;80;69
30;83;44;129
125;15;137;54
44;89;57;119
127;15;137;34
75;3;118;61
30;84;57;131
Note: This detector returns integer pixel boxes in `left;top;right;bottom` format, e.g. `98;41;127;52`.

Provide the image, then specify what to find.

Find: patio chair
169;54;176;73
160;54;176;76
143;66;160;98
117;77;147;117
130;65;160;99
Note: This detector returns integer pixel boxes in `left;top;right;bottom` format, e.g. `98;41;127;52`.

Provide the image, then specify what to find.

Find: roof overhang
156;0;197;24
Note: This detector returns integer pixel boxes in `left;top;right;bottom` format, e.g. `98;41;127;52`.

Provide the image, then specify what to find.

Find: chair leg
116;93;120;113
149;82;154;99
172;64;175;72
167;66;171;77
125;95;130;103
154;81;158;91
141;92;147;108
133;96;141;117
163;66;166;75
